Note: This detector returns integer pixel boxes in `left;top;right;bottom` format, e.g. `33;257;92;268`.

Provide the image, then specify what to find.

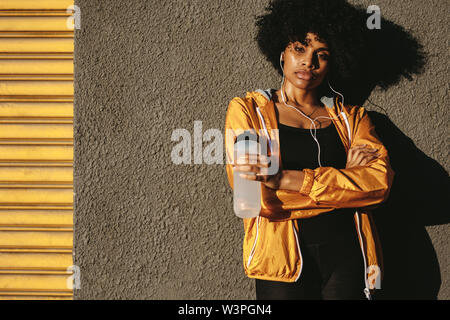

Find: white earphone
279;52;346;167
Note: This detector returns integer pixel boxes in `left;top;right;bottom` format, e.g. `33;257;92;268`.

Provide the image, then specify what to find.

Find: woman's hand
232;154;283;189
346;144;380;168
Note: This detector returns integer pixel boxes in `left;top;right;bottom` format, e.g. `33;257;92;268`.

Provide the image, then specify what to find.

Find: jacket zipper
355;211;372;300
252;105;304;280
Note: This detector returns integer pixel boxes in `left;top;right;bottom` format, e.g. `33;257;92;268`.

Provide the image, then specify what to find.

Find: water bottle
233;136;262;218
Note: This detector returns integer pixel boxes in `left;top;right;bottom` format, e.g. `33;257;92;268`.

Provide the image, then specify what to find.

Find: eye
294;45;305;53
319;54;330;60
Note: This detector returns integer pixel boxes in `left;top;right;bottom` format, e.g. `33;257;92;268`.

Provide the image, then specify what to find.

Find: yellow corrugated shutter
0;0;74;300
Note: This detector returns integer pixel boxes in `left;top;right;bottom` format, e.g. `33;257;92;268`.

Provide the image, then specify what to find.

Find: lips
295;70;316;81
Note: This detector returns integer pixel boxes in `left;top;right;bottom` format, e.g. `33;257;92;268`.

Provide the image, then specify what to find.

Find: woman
224;0;395;300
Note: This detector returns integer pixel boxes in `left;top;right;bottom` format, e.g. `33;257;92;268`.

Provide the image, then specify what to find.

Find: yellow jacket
224;89;395;300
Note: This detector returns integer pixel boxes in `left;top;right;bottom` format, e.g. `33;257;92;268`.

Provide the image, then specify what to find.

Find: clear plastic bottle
233;138;261;218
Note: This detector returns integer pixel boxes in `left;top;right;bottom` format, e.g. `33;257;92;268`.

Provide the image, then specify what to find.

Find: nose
301;52;318;70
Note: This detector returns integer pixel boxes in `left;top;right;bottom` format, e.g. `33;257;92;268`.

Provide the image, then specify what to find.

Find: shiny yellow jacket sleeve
224;97;256;191
274;106;395;210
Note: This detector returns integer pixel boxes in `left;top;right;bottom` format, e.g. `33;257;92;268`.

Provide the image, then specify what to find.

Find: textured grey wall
73;0;449;299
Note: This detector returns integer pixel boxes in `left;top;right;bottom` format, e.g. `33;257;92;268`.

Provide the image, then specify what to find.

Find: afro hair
255;0;368;90
254;0;426;103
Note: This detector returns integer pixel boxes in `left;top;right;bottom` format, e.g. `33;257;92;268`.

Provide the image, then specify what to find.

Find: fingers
355;150;375;162
357;153;379;166
232;154;271;180
349;151;381;168
346;144;382;168
349;144;378;154
359;154;379;166
355;150;380;163
349;144;377;151
354;144;378;151
235;154;270;167
237;172;265;181
233;164;261;173
235;169;270;182
348;144;379;159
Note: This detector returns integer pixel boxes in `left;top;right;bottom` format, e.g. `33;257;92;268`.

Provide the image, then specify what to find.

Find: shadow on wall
338;6;427;106
368;111;449;300
339;6;448;299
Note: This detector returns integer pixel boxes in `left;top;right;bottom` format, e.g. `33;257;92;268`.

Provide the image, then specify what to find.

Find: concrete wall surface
73;0;449;299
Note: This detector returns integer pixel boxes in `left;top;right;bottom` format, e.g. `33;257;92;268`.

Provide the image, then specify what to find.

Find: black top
277;118;359;246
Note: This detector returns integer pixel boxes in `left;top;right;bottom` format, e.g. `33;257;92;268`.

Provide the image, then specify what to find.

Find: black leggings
255;237;366;300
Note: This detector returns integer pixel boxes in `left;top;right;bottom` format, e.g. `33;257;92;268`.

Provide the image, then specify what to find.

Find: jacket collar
246;89;352;151
252;88;340;112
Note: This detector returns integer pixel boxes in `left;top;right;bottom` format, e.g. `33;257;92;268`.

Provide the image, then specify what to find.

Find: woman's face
282;32;331;91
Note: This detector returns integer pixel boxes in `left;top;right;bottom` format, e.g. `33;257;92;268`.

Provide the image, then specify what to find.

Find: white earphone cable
279;53;347;167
